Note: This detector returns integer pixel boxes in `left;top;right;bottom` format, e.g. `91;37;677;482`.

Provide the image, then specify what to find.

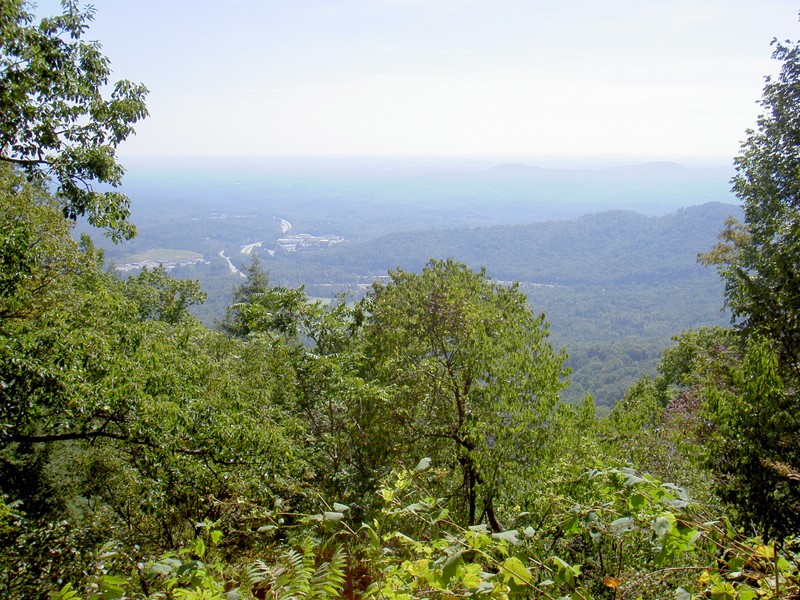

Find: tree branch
0;155;47;167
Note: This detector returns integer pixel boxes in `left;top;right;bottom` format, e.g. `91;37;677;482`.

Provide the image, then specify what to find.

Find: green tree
707;336;800;541
699;34;800;540
221;262;384;511
702;37;800;376
359;259;568;529
0;168;135;449
601;328;739;498
0;0;148;241
0;172;315;591
0;164;81;322
123;264;207;324
220;256;313;340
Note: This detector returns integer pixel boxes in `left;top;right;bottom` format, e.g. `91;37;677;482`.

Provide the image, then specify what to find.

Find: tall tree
700;34;800;540
359;259;568;529
707;336;800;541
702;37;800;377
220;256;312;339
0;0;148;241
123;264;207;324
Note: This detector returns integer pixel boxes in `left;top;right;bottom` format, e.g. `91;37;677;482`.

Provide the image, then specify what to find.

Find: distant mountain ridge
296;201;742;287
485;160;727;181
257;201;740;410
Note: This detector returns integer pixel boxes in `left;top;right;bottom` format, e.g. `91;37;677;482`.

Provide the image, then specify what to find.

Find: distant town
277;233;345;252
115;255;210;273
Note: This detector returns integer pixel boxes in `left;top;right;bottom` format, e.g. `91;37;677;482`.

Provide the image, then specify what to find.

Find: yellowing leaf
407;559;430;578
502;556;531;585
754;544;775;559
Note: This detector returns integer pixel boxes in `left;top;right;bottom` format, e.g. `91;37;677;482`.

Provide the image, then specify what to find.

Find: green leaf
441;551;463;585
737;587;758;600
407;559;430;578
726;556;744;574
49;584;79;600
563;515;580;535
709;581;735;599
502;556;531;585
629;492;647;509
147;562;173;577
361;523;381;549
100;575;128;587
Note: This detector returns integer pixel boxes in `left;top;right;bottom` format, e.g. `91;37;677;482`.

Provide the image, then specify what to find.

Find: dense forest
98;197;741;410
2;2;800;600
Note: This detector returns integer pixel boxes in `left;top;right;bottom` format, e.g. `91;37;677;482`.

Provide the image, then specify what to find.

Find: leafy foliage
0;172;316;593
699;33;800;540
706;337;800;541
0;0;148;240
6;5;800;594
359;259;569;528
47;464;800;600
123;264;207;324
701;37;800;375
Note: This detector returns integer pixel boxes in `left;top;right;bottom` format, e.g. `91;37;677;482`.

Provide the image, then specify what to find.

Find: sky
36;0;800;163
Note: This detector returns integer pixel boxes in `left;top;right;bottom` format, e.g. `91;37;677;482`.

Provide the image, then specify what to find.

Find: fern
309;547;346;599
246;539;346;599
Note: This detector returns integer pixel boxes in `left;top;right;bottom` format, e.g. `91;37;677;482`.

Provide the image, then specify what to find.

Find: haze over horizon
34;0;800;163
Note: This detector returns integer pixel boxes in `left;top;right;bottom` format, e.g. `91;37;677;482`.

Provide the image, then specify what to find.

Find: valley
87;159;740;411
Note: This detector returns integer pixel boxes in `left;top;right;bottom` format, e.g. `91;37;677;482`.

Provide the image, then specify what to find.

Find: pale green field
127;248;202;262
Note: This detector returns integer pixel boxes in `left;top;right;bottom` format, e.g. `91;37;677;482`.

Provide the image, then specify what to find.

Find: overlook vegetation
2;2;800;599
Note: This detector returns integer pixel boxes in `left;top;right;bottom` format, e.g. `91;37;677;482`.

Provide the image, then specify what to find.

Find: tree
0;171;315;571
702;37;800;377
699;34;800;540
0;0;148;241
220;256;312;339
123;264;207;324
707;336;800;541
0;163;82;323
359;259;568;529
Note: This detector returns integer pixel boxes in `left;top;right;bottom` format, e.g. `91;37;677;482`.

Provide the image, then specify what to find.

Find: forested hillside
209;203;737;409
283;202;738;287
2;3;800;599
97;188;739;408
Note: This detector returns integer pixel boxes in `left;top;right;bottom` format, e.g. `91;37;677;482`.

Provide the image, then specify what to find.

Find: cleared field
126;248;202;262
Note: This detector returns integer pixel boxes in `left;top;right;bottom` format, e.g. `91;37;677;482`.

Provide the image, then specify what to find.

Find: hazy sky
37;0;800;161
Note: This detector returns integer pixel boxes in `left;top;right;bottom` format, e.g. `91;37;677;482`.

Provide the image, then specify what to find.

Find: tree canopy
360;259;569;528
703;37;800;375
699;34;800;541
0;0;148;241
6;2;800;596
